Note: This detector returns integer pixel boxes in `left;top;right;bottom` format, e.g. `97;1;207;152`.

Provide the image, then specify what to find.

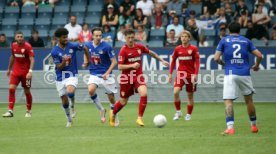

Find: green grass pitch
0;103;275;154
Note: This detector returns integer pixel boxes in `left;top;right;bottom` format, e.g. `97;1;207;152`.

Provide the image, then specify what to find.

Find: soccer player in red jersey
169;30;200;121
110;29;169;127
2;31;35;118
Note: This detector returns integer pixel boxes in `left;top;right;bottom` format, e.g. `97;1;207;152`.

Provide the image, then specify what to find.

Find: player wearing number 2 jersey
214;22;263;135
51;28;89;127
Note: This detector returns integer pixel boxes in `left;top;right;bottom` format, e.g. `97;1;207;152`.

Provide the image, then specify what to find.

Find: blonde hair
181;30;192;38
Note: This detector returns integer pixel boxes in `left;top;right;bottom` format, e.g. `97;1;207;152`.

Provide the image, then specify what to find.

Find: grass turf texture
0;103;275;154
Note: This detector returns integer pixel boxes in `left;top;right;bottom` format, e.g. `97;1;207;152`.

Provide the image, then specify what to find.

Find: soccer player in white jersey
214;22;263;135
51;28;89;127
83;27;119;126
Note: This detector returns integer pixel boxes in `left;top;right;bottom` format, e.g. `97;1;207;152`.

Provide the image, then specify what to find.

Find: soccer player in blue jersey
83;27;119;126
51;28;89;127
214;22;263;135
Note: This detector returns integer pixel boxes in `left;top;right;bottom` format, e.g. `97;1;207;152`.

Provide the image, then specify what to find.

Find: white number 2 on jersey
232;44;241;58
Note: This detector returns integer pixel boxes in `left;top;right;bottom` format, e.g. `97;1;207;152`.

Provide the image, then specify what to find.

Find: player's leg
136;85;147;126
88;83;106;123
222;75;238;135
3;74;20;117
65;77;78;118
173;87;182;120
56;81;72;127
239;76;258;133
23;87;32;118
107;93;120;126
185;92;194;121
110;97;128;127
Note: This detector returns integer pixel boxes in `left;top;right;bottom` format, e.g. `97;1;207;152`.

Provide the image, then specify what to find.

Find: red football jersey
170;44;200;77
118;43;149;76
11;42;34;75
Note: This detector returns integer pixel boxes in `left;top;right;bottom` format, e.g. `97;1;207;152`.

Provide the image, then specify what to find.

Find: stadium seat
5;30;15;42
70;5;86;18
85;16;101;26
17;29;32;38
202;29;216;37
72;0;87;6
268;40;276;47
54;6;70;18
58;0;71;6
188;3;202;14
2;18;17;30
271;16;276;24
37;6;53;18
18;18;34;30
21;6;37;19
148;40;163;47
4;6;20;19
190;40;198;46
51;17;67;29
206;40;214;47
240;28;247;36
38;29;49;45
0;0;5;7
87;4;103;13
252;40;267;47
35;18;51;31
150;29;165;41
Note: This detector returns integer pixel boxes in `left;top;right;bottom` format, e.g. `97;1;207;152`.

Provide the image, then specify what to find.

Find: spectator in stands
238;10;249;28
102;0;119;15
186;19;199;41
133;8;148;29
117;25;126;42
245;20;256;40
167;10;178;25
235;0;248;18
214;28;227;46
119;12;133;29
165;29;178;47
215;7;231;25
136;0;154;16
269;6;275;16
102;4;119;30
198;35;209;47
64;15;82;42
79;23;92;43
252;3;271;39
7;0;23;7
181;3;190;20
190;0;201;5
120;0;135;17
50;36;57;47
0;34;9;48
254;0;272;14
135;25;147;42
271;26;276;40
203;0;220;17
224;2;234;17
28;30;45;47
22;0;36;7
167;0;183;16
102;25;114;43
166;16;184;38
151;3;167;30
184;10;196;27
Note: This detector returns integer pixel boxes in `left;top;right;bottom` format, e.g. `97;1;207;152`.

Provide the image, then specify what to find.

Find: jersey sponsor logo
226;38;230;42
188;50;192;55
91;54;101;65
137;49;141;54
178;56;192;60
14;54;25;58
128;57;141;62
21;49;25;53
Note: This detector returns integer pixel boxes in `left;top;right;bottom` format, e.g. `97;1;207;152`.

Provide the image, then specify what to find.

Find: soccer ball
153;114;167;128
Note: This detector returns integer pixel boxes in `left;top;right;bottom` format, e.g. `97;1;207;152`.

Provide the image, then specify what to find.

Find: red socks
113;100;124;115
25;92;32;111
187;104;194;115
174;100;181;111
8;89;15;111
138;96;147;117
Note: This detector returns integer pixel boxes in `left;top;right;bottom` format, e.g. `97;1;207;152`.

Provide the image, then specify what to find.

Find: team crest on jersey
99;50;103;54
118;56;123;61
137;49;141;54
226;38;230;42
59;53;62;56
21;49;25;53
69;49;74;53
188;50;192;55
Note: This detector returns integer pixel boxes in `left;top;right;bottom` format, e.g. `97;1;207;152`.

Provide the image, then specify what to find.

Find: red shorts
174;77;196;93
9;73;32;88
119;75;146;98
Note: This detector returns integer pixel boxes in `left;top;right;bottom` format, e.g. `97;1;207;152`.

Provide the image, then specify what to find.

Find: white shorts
223;75;255;100
87;75;117;94
56;77;78;97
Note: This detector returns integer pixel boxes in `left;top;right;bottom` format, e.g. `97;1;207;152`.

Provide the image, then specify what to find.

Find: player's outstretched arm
118;62;140;70
214;51;225;66
251;49;263;71
169;52;177;83
103;57;117;80
82;46;90;69
7;55;14;76
148;50;169;66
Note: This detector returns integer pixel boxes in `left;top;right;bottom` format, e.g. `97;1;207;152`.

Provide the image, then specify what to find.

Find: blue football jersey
216;35;257;76
51;42;84;81
84;41;115;76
